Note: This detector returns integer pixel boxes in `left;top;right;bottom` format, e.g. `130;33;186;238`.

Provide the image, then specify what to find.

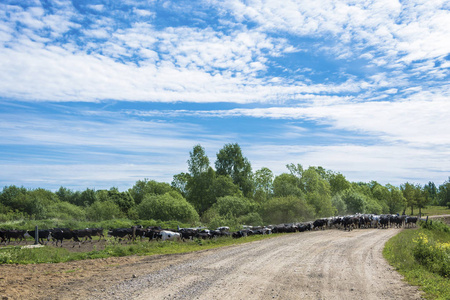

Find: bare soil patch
0;228;422;300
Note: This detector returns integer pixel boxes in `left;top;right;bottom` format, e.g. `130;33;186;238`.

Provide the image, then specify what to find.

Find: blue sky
1;0;449;191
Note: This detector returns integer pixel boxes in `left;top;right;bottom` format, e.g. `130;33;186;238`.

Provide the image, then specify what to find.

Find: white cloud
0;1;449;189
246;143;450;186
219;0;450;77
87;5;105;12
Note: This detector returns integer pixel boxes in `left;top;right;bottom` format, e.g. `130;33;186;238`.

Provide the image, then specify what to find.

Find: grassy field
417;206;450;217
383;220;450;300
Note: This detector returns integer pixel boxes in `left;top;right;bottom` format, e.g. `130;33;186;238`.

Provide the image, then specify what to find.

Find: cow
178;228;198;241
195;231;211;239
160;230;181;241
379;215;390;229
73;229;93;243
26;229;52;245
51;228;81;247
297;223;312;232
0;229;7;244
405;216;418;228
232;229;254;238
3;230;27;244
389;215;405;228
342;216;359;231
108;228;133;242
90;228;105;240
313;219;327;230
371;215;381;228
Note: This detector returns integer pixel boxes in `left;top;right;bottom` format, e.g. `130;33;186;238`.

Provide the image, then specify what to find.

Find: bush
86;200;124;221
260;195;315;224
46;202;86;220
238;212;263;226
413;233;450;277
420;219;450;233
212;196;255;218
137;192;199;223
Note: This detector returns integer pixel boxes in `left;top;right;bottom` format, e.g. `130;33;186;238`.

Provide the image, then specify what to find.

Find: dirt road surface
0;228;423;300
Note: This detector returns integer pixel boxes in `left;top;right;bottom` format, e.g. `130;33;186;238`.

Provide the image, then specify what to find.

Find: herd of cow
0;214;419;248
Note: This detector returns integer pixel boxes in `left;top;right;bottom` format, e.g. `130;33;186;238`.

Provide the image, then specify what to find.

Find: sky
1;0;449;191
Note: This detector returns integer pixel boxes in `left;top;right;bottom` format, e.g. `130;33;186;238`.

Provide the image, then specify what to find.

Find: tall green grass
383;220;450;300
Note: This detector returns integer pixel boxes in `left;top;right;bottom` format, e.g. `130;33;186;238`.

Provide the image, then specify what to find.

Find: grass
383;220;450;300
0;233;283;265
416;206;450;217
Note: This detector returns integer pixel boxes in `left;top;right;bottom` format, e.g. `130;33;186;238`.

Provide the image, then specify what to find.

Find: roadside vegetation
0;232;282;264
384;220;450;300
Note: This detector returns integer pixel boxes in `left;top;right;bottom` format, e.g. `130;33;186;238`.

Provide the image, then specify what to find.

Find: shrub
212;196;255;218
238;212;263;226
46;202;86;220
413;233;450;277
260;195;315;224
420;219;450;233
86;200;124;221
137;192;199;223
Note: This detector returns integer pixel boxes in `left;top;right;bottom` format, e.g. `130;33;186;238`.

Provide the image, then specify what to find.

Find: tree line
1;143;450;227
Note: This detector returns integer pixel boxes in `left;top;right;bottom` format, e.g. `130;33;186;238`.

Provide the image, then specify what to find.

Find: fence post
34;225;39;245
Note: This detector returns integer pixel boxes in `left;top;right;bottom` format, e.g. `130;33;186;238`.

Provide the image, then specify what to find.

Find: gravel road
86;228;422;300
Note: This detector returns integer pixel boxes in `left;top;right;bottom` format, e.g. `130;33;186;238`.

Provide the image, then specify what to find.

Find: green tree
55;186;74;203
171;172;191;197
438;178;450;208
80;188;97;207
186;167;216;214
365;197;383;214
129;179;173;205
105;188;135;216
371;184;390;213
341;189;366;214
253;167;274;203
328;173;351;196
272;173;303;198
0;185;28;208
424;181;438;205
301;167;334;217
386;184;406;214
183;145;216;214
188;144;210;177
208;175;242;200
401;182;417;215
416;184;431;217
331;194;347;215
215;143;253;197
